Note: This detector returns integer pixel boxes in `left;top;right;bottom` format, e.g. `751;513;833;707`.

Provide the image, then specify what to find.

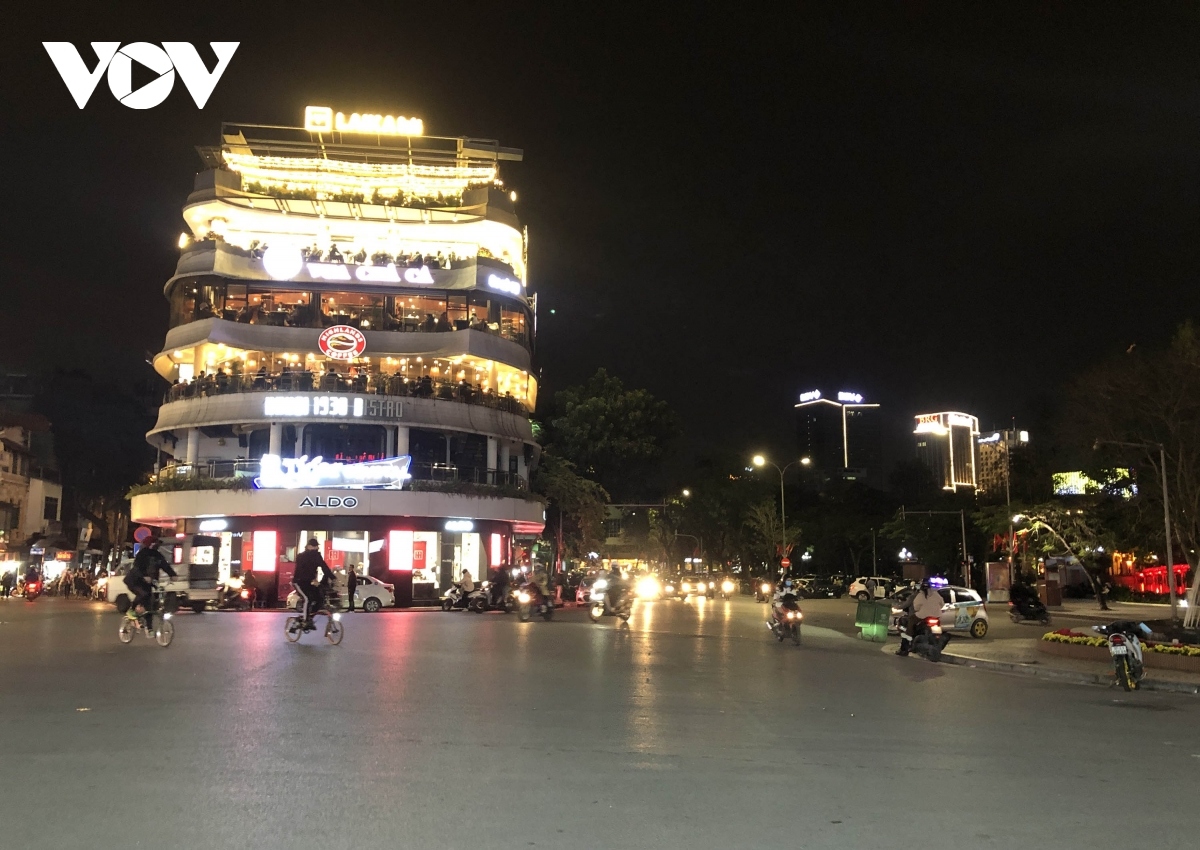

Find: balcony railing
155;459;528;491
165;372;529;417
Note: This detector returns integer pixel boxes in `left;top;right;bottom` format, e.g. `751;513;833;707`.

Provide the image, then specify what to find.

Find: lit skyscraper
914;412;980;492
795;390;881;484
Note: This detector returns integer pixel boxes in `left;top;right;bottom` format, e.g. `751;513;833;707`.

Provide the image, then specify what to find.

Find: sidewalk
938;636;1200;695
1050;598;1180;622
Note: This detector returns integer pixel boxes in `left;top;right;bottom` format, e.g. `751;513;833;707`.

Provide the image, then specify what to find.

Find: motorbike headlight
722;580;734;593
636;577;661;599
682;582;692;591
594;579;608;590
696;582;707;592
761;583;771;593
665;585;675;593
517;591;531;603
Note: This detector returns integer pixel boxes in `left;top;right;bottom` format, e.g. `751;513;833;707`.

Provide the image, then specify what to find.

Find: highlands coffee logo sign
43;42;239;109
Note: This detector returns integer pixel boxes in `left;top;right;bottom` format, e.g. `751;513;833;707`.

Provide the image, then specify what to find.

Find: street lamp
1094;439;1178;621
681;489;691;498
750;455;810;558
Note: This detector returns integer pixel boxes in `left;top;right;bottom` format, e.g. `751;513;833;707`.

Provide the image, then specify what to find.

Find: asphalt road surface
1;595;1197;850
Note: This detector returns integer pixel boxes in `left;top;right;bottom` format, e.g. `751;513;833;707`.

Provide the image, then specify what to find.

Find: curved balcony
163;371;529;417
150;459;530;492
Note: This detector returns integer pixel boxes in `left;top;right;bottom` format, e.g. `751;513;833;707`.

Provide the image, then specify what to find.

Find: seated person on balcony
237;304;261;324
383;308;402;331
469;313;489;332
417;375;434;397
286;302;310;327
326;245;343;263
304;244;322;261
215;371;229;389
458;380;473;400
436;312;452;332
195;299;217;319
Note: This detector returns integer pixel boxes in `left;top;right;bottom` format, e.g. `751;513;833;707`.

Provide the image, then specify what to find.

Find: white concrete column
185;428;200;464
395;426;410;458
385;426;395;457
516;446;528;483
499;442;511;477
294;425;305;458
268;422;282;457
487;437;498;476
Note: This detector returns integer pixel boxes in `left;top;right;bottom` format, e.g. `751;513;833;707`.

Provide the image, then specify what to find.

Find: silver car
889;585;989;639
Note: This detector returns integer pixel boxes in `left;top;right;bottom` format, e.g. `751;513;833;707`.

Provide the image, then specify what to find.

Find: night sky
3;3;1197;462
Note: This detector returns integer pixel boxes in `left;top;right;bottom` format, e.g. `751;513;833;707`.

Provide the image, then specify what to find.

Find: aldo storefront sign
298;495;359;509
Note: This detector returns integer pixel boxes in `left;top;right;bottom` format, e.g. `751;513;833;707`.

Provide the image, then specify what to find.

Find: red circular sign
318;325;367;361
780;558;791;568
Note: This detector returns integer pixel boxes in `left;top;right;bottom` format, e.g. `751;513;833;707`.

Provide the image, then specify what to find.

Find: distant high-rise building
976;428;1030;499
795;390;881;484
914;412;979;492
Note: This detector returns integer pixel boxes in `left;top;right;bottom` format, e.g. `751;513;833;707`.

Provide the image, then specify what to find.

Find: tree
545;369;678;501
744;499;802;570
533;453;610;564
1068;323;1200;578
33;370;155;555
1008;503;1114;610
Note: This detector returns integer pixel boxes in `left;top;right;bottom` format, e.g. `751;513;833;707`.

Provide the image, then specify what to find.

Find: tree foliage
545;369;678;501
533;453;610;561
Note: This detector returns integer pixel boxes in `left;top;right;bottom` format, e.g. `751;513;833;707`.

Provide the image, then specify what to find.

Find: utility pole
899;507;972;588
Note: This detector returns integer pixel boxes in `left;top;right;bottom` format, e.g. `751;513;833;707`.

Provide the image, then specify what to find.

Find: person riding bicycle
124;537;177;632
293;539;334;630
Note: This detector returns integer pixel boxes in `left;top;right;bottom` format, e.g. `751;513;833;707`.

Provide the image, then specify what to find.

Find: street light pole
752;455;810;562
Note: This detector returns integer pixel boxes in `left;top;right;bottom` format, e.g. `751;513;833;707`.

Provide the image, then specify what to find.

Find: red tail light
1110;634;1126;645
239;590;250;599
925;617;940;626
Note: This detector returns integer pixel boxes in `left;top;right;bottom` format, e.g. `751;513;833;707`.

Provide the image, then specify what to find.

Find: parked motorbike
1092;621;1149;692
440;583;470;611
516;582;554;621
907;616;952;662
767;594;803;645
588;579;632;623
468;583;516;613
1008;596;1050;625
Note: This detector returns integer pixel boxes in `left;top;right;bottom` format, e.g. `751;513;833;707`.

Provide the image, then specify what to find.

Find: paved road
1;596;1197;850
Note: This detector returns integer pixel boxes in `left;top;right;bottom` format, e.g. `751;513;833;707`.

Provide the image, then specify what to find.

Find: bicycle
284;584;344;645
118;585;174;647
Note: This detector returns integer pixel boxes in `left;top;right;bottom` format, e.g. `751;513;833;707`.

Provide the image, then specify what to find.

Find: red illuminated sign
318;325;367;361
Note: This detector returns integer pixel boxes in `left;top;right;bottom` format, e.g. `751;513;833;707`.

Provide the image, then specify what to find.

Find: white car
889;585;989;638
849;576;892;601
287;575;395;612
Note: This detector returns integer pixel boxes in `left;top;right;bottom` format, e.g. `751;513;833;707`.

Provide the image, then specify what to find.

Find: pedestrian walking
346;568;358;612
866;576;877;599
1;570;14;598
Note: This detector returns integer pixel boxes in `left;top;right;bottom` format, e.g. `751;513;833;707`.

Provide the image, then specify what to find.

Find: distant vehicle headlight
696;582;707;592
593;579;608;590
682;582;692;591
636;576;661;599
721;580;735;593
665;585;675;593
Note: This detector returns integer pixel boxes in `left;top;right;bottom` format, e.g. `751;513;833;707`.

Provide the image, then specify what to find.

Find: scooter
23;579;42;601
516;582;554;621
1092;621;1149;692
1008;596;1050;625
467;583;515;613
717;578;737;599
767;595;803;645
755;580;774;603
440;584;470;611
588;579;631;623
217;583;252;611
907;616;952;662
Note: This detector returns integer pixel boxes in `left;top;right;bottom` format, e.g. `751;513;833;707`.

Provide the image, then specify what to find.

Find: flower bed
1039;630;1200;673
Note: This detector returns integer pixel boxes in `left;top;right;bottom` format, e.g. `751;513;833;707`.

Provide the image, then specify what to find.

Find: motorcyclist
896;579;945;656
530;566;553;609
604;564;628;610
293;538;334;629
123;537;177;632
768;578;799;627
489;563;511;607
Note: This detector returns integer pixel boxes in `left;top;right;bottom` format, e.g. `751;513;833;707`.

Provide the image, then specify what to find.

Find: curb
940;651;1200;695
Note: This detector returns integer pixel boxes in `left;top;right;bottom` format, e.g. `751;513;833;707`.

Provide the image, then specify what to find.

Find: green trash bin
855;599;891;642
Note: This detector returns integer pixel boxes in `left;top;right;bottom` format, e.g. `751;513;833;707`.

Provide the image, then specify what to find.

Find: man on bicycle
124;537;177;632
294;538;334;630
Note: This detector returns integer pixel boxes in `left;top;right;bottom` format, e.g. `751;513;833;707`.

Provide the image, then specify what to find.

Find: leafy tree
533;453;610;563
33;370;155;554
1067;323;1200;578
744;499;801;570
545;369;678;501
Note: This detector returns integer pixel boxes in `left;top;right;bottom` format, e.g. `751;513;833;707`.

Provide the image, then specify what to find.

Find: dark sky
3;2;1197;461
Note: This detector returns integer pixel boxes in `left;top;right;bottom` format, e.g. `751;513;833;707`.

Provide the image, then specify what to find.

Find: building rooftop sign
837;391;864;403
798;390;821;403
304;105;423;137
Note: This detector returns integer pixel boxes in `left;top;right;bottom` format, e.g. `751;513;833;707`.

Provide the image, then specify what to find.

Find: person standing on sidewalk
1;570;14;598
346;568;358;612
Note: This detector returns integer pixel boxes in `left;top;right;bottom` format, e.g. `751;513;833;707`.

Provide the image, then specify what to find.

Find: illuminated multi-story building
914;412;979;492
129;107;544;606
794;389;881;484
976;428;1029;499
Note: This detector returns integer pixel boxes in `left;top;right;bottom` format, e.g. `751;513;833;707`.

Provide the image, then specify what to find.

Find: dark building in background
976;428;1030;501
795;390;882;486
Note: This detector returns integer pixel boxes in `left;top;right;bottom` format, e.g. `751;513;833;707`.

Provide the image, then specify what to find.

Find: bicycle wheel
325;616;344;646
118;618;135;644
155;619;175;647
284;616;302;643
